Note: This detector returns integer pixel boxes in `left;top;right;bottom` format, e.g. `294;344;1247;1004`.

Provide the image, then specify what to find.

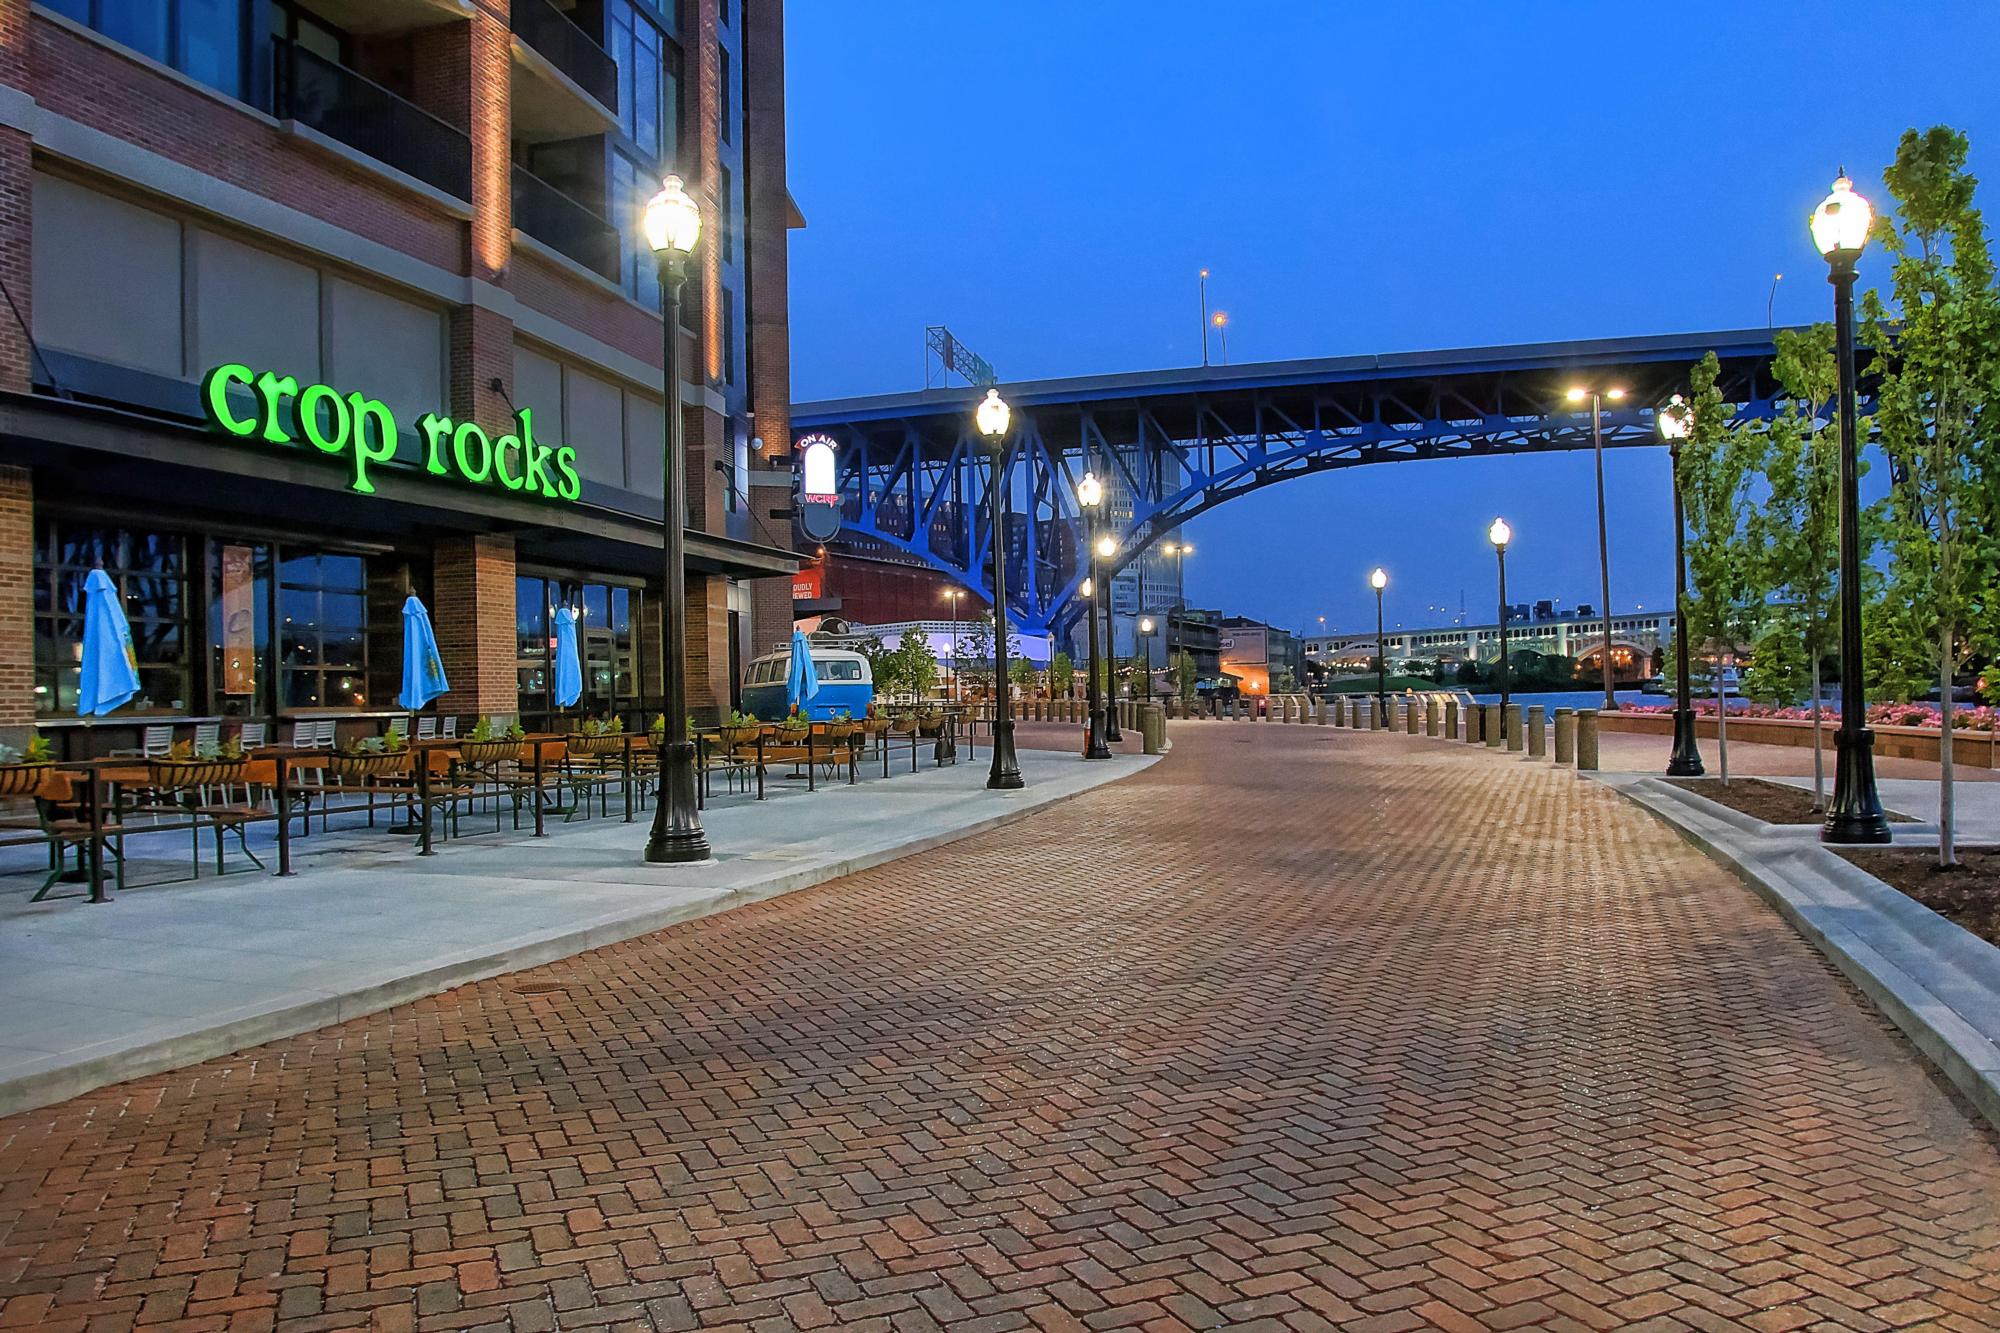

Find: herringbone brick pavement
2;725;1997;1332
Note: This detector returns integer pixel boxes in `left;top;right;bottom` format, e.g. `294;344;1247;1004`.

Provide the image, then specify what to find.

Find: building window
518;575;648;718
612;151;662;308
718;47;732;145
56;0;248;100
33;522;191;717
278;550;368;709
718;162;734;262
608;0;681;170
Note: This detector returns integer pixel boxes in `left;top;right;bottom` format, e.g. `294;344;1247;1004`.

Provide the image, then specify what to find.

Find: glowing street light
978;389;1022;788
1488;518;1512;722
1657;395;1703;777
1812;171;1888;844
1075;469;1111;760
1369;567;1389;727
643;175;707;865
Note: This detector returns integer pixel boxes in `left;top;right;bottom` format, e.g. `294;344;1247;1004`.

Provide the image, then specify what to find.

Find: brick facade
431;534;520;719
0;465;31;731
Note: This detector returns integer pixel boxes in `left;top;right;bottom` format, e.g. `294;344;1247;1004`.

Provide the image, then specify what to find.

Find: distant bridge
792;329;1792;639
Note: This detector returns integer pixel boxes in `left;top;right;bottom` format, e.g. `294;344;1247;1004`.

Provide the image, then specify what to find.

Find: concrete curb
1612;776;2000;1134
0;756;1158;1119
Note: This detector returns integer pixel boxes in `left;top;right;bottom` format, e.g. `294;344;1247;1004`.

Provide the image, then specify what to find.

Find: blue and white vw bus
740;646;874;722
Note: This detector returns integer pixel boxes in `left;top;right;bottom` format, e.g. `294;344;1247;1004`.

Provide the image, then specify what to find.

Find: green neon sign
199;363;582;503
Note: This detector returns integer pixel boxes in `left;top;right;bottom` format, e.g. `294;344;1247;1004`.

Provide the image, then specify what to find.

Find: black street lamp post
1100;532;1123;744
1139;616;1157;701
1370;567;1389;726
1489;518;1512;727
642;176;709;864
1658;395;1704;776
978;389;1024;789
1077;471;1111;759
1812;172;1890;844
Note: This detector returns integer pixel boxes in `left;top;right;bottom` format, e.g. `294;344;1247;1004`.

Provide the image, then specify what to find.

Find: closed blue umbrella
552;605;583;709
786;629;820;716
397;595;450;711
76;568;140;717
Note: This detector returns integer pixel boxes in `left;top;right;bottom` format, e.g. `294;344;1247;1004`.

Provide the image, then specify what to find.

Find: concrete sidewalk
0;747;1154;1116
1605;772;2000;1133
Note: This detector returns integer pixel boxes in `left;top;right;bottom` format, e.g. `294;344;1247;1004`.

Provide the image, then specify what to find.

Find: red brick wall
31;17;464;274
743;0;798;662
0;465;31;728
432;534;520;718
683;573;730;720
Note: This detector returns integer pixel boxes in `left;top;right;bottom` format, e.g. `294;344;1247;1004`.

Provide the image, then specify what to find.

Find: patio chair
441;716;458;738
193;722;219;751
238;722;267;749
112;724;176;759
416;716;438;740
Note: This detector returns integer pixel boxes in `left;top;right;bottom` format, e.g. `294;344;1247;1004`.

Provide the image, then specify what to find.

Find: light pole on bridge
1567;384;1627;711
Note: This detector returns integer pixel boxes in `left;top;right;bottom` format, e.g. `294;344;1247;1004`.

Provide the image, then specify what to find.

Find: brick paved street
3;725;1998;1331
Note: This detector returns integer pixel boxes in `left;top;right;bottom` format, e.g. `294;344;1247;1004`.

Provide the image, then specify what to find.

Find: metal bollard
1316;697;1327;725
1444;699;1458;739
1141;702;1165;754
1464;703;1481;743
1554;707;1576;765
1505;703;1523;752
1486;703;1505;747
1576;708;1600;770
1424;699;1438;737
1527;705;1546;757
1405;700;1419;735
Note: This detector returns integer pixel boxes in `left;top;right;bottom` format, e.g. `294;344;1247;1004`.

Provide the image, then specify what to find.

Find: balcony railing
512;166;620;280
273;41;473;204
511;0;619;114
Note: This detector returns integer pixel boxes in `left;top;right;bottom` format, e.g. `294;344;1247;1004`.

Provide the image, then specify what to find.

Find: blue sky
784;3;2000;636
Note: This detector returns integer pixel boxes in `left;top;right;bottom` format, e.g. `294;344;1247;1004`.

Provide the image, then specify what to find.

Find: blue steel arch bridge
790;328;1791;641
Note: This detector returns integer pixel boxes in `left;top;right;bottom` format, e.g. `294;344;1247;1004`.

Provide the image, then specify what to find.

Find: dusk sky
784;3;2000;636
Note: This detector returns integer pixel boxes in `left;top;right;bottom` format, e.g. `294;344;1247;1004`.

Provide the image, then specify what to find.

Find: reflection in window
63;0;246;100
279;550;368;708
517;574;647;719
32;521;190;716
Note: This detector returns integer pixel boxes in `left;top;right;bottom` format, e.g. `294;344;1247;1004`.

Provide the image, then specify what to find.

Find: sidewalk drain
511;980;566;995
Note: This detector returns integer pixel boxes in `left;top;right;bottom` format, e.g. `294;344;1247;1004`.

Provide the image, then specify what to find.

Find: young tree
1746;324;1843;808
1048;650;1075;699
1175;650;1198;704
1862;126;2000;866
1677;352;1760;783
960;614;994;695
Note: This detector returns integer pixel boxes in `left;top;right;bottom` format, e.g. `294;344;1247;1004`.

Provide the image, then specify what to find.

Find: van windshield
814;659;864;681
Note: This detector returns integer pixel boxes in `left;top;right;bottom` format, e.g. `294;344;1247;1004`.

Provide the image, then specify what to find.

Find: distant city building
1181;611;1304;696
1304;603;1674;681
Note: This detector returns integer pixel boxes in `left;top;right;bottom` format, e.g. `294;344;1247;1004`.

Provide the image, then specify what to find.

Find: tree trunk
1716;660;1729;785
1809;642;1825;811
1940;625;1957;869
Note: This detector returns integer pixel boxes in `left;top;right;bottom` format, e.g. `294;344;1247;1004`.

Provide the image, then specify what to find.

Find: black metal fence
273;40;473;204
510;0;619;113
512;166;621;279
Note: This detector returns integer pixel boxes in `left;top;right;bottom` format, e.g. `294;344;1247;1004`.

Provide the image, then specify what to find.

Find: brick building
0;0;800;753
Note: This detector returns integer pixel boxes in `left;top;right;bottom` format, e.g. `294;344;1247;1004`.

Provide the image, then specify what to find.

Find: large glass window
33;522;191;717
517;574;647;719
278;550;368;709
209;540;271;718
612;151;662;308
607;0;680;168
62;1;247;100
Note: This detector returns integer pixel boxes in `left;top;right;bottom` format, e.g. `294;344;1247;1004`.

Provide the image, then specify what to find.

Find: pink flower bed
1622;700;2000;731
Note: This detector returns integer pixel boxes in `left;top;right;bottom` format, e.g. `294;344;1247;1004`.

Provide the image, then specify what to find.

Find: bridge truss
792;330;1790;640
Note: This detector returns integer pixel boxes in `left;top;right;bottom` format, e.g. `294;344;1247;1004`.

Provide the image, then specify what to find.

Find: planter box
328;752;411;782
566;733;629;756
1596;710;2000;769
0;763;51;797
148;758;248;789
